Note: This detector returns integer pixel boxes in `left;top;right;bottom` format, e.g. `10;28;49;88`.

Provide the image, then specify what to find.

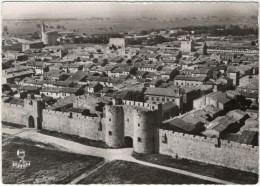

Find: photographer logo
12;149;30;169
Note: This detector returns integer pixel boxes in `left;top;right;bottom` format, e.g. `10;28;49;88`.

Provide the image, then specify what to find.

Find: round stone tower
42;31;58;46
133;108;158;154
105;105;124;148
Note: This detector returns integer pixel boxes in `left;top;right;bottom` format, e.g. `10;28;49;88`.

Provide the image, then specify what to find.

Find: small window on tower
109;118;111;121
127;119;129;122
162;134;167;144
138;137;141;142
98;121;102;131
109;131;112;136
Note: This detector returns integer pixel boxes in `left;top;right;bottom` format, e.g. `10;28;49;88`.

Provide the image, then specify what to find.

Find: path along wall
159;129;258;173
42;109;105;141
2;103;27;126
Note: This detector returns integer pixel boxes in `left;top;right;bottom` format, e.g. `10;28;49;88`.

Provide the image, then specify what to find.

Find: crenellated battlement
42;109;99;121
160;129;258;151
220;140;258;151
71;112;100;121
2;102;24;109
161;130;217;144
43;109;70;116
122;100;159;110
160;128;258;173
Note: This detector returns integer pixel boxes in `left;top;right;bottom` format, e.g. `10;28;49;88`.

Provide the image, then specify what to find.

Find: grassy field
133;153;258;184
79;160;216;184
2;134;104;184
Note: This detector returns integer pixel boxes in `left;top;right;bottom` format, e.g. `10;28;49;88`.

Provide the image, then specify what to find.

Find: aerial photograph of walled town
1;1;259;184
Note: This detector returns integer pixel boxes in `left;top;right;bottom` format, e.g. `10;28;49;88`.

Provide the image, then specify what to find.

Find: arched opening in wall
28;116;35;128
124;136;133;148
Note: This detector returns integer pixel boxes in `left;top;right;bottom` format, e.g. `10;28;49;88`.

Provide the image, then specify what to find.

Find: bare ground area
132;153;259;184
2;134;104;184
79;160;216;184
2;121;26;129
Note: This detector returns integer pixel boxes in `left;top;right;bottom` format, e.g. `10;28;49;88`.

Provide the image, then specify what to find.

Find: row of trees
146;35;168;45
181;25;258;36
212;25;258;36
123;91;145;102
71;33;123;44
72;36;108;44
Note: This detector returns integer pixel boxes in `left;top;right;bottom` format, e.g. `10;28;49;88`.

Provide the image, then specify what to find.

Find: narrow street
2;127;235;184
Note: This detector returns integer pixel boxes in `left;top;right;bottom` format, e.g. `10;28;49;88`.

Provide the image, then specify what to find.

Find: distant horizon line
3;14;255;21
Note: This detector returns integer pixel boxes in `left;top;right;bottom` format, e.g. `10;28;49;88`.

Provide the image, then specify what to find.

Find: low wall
159;129;258;173
42;109;105;141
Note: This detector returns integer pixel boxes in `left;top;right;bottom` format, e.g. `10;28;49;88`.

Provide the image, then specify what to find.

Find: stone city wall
42;109;105;141
2;102;27;126
159;129;258;173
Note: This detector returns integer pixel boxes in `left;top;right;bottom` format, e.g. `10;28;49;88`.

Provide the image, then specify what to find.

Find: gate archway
28;116;35;128
124;136;133;147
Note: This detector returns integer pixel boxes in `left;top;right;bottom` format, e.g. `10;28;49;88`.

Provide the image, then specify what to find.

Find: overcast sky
2;2;258;19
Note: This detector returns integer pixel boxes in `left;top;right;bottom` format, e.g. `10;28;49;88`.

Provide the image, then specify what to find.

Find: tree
124;91;144;101
43;58;49;62
89;53;94;59
92;58;98;63
126;59;132;65
2;84;11;92
203;42;208;55
73;37;80;44
140;30;148;35
235;95;252;110
101;72;108;77
176;52;182;60
76;57;81;62
130;67;137;75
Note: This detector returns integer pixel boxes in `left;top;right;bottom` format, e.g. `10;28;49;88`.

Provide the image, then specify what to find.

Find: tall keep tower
41;21;58;46
41;21;46;33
